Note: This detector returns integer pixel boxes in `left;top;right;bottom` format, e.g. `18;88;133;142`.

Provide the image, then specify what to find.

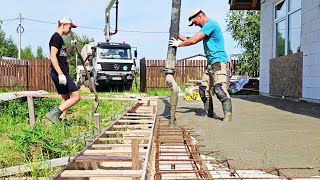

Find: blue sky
0;0;240;60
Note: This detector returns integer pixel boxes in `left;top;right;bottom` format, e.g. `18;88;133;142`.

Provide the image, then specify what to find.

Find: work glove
71;39;77;47
169;37;181;47
58;74;67;85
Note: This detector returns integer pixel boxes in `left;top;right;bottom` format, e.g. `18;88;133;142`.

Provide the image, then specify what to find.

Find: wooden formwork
53;98;158;180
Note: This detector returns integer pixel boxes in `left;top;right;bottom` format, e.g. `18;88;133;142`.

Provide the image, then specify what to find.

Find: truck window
99;47;132;60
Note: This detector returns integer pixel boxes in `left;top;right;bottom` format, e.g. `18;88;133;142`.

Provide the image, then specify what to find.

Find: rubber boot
203;97;214;118
45;106;62;123
222;98;232;122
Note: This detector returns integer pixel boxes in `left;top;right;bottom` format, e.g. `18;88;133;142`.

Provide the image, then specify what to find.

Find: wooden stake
27;96;35;127
131;139;140;180
94;113;101;135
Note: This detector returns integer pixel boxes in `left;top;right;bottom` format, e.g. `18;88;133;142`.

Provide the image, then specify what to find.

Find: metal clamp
161;68;175;75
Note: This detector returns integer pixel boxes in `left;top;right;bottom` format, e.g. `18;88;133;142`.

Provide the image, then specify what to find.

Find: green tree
21;45;35;60
226;11;260;77
36;46;47;59
0;24;18;58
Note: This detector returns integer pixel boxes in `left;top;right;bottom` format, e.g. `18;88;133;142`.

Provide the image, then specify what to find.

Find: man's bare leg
59;91;81;112
60;94;70;118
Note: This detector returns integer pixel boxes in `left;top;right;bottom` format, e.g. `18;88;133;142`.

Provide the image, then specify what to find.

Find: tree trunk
165;0;181;125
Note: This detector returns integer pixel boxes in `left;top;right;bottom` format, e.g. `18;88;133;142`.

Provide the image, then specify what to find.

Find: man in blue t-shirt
169;9;232;122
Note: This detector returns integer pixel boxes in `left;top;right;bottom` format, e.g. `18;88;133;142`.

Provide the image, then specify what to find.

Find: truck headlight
97;64;102;70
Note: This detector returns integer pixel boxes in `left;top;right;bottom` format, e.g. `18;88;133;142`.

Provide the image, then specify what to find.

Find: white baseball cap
58;17;77;28
188;9;202;26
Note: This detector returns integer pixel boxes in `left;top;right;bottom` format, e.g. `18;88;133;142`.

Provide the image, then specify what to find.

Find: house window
274;0;301;57
276;20;286;57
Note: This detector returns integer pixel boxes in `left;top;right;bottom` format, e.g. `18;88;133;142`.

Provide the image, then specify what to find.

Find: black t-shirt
49;32;69;75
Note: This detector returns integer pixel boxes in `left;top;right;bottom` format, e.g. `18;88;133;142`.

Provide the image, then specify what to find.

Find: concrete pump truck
76;0;137;91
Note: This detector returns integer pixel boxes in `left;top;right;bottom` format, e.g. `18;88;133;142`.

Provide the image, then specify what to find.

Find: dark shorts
50;71;78;95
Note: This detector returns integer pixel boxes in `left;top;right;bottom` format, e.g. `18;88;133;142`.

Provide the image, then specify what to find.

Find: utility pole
18;13;22;59
165;0;181;125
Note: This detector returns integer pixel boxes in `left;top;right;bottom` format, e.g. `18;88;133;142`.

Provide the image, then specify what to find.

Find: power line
23;18;56;25
118;29;168;34
23;17;167;33
1;18;18;22
6;16;225;35
22;17;199;34
2;19;17;26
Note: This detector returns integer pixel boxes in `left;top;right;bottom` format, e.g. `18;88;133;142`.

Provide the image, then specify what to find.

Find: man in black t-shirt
46;17;80;122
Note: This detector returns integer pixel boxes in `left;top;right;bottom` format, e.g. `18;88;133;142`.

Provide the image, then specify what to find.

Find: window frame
273;0;301;57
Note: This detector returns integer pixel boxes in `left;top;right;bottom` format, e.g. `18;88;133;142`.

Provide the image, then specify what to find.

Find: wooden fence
140;59;207;91
0;59;56;92
1;58;207;92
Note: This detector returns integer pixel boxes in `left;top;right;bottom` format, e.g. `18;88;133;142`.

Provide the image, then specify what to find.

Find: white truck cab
76;42;137;91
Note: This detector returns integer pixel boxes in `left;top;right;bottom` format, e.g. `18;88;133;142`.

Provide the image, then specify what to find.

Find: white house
229;0;320;102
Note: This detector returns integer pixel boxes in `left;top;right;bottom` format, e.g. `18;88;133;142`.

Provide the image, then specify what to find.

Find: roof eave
229;0;261;10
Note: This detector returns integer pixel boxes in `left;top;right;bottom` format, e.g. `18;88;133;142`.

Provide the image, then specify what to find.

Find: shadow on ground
158;97;224;121
159;97;171;117
159;97;207;117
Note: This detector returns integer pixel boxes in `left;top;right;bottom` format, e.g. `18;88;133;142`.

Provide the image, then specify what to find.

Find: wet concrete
157;95;320;177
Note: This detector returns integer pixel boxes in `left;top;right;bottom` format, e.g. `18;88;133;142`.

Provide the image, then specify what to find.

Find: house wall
260;0;320;101
301;0;320;100
259;0;277;95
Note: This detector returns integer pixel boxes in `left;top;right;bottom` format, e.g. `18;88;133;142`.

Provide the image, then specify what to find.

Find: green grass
0;79;180;177
145;89;172;96
0;97;132;177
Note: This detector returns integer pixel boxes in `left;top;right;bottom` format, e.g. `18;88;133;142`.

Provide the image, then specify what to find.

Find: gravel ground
157;95;320;177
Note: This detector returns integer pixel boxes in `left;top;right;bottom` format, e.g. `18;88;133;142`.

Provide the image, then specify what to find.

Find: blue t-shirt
200;19;228;65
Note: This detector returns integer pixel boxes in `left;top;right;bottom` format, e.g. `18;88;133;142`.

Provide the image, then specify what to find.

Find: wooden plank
4;60;9;88
60;170;142;178
75;155;134;162
121;116;154;119
83;149;147;156
135;110;154;113
131;139;140;180
26;60;30;90
0;157;73;177
112;124;152;128
105;130;150;134
91;143;148;149
136;106;153;109
118;120;154;123
98;137;149;141
52;100;157;179
125;113;155;116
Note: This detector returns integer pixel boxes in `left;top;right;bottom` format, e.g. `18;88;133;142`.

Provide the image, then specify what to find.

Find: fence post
27;96;35;127
26;60;29;91
140;58;146;92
